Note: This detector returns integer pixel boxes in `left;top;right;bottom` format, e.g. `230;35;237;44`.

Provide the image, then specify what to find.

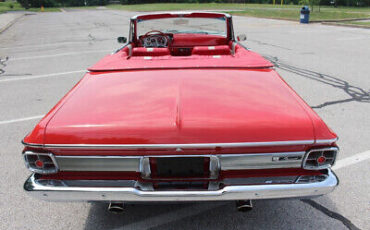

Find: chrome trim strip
51;152;305;172
23;170;338;202
219;152;305;170
315;138;338;144
55;156;141;172
22;140;315;150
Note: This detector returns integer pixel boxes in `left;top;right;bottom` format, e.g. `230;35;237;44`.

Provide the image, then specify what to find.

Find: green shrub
86;0;108;5
17;0;59;8
17;0;108;7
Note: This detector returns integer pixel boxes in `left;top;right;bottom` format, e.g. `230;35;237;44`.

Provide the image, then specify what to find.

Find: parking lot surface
0;10;369;230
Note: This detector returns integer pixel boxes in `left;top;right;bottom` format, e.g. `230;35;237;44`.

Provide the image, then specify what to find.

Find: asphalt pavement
0;9;369;230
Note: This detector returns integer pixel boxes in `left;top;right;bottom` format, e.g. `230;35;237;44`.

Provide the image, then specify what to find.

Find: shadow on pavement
264;55;370;109
84;199;347;230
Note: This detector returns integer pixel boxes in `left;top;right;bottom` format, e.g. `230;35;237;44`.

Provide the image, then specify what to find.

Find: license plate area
150;157;210;179
153;181;209;190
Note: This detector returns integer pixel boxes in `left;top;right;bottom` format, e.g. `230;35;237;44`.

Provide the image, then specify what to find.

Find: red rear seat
192;45;231;55
132;47;170;56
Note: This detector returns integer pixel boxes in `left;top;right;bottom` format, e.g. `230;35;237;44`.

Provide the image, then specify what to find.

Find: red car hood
26;68;335;145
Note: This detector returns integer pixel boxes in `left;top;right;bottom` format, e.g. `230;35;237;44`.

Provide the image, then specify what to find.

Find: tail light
23;151;58;174
302;147;338;170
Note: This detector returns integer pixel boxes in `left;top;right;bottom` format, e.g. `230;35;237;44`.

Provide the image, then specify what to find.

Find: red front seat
132;47;170;56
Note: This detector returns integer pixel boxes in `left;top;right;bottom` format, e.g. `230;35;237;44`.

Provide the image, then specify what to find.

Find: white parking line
8;50;112;61
0;115;44;125
332;150;370;170
0;70;85;83
0;41;88;50
0;40;115;50
336;37;370;41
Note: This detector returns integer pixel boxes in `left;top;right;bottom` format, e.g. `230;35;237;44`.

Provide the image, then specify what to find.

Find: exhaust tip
236;200;253;212
108;202;124;214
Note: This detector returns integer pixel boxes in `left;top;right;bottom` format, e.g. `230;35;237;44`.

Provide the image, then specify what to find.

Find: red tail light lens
35;159;44;168
23;151;58;174
302;147;338;170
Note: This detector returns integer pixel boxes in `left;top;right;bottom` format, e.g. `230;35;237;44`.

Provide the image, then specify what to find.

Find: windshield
136;17;227;37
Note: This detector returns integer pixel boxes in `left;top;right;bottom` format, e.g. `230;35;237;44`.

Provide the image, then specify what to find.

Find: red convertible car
22;12;338;212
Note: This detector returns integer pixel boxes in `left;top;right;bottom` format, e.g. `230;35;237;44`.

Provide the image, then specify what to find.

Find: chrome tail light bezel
302;147;338;170
23;151;59;174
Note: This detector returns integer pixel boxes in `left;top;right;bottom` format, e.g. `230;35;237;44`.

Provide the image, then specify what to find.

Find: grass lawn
230;8;370;21
106;3;370;21
0;1;60;14
0;1;24;13
2;2;369;22
107;3;300;11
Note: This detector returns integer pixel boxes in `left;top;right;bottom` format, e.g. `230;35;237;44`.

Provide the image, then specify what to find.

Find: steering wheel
141;30;171;48
144;30;167;37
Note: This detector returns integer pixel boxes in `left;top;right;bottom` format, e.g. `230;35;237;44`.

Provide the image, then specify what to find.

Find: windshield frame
129;12;234;43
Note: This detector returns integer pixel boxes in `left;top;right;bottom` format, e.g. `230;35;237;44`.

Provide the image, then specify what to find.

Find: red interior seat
191;45;231;55
132;47;170;56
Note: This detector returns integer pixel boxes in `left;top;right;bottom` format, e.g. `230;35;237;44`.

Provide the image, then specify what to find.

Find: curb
313;17;370;23
0;13;25;34
321;22;370;29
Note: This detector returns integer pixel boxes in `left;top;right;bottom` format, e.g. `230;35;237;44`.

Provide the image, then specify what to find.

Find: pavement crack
301;199;361;230
249;40;292;51
264;55;370;109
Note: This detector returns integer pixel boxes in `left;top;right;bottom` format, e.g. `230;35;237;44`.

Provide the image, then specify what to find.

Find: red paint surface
23;68;335;147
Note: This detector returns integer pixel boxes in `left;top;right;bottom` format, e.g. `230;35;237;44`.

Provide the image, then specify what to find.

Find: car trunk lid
44;68;315;145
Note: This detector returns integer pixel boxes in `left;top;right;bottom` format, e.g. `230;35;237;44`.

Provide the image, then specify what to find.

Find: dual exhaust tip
107;200;253;213
108;202;125;214
235;200;253;212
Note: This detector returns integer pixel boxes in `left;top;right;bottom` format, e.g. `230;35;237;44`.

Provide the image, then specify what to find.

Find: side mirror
237;34;247;41
117;37;127;44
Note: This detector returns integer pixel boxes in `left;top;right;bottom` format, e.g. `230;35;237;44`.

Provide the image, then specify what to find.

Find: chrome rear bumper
24;170;338;202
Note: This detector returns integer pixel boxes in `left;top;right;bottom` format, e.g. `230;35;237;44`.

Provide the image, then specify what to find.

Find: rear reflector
23;151;58;174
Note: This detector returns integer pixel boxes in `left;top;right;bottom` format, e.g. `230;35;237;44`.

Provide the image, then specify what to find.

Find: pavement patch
119;202;226;230
0;13;24;34
301;199;361;230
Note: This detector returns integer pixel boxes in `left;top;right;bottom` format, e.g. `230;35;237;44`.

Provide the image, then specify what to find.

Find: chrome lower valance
23;170;338;202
